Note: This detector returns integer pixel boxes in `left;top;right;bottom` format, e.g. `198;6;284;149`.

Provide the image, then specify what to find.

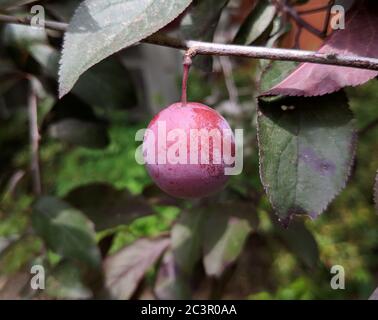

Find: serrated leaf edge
58;0;193;98
256;92;357;226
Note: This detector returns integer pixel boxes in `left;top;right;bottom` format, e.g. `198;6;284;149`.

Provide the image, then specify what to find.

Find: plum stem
181;49;197;106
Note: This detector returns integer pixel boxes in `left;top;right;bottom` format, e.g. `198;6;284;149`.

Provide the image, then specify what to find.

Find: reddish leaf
104;237;170;300
264;0;378;97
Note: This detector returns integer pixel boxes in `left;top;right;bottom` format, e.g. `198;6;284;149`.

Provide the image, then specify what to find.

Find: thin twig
5;170;25;198
0;14;378;71
0;13;67;31
359;118;378;137
27;79;42;196
298;5;330;15
219;56;239;105
293;25;303;49
275;0;325;38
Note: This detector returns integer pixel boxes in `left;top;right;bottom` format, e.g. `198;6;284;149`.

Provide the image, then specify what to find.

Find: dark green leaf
71;57;137;109
260;61;298;94
46;260;92;299
32;196;101;269
30;45;136;109
104;237;170;300
47;118;109;149
234;0;276;45
0;76;20;96
182;0;229;72
65;183;154;231
203;203;257;277
59;0;193;97
0;57;16;75
171;208;207;275
258;92;356;223
0;58;20;96
46;0;82;22
29;44;60;78
274;218;319;268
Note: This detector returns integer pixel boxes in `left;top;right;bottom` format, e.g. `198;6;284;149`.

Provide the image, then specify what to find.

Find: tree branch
272;0;325;38
298;5;330;15
0;13;67;31
27;79;42;196
0;14;378;71
359;118;378;137
219;56;239;105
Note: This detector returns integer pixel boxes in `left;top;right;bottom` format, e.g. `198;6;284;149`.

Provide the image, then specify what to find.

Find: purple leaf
264;1;378;97
104;237;170;300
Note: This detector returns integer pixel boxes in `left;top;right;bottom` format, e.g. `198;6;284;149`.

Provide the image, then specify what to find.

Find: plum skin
143;102;234;199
